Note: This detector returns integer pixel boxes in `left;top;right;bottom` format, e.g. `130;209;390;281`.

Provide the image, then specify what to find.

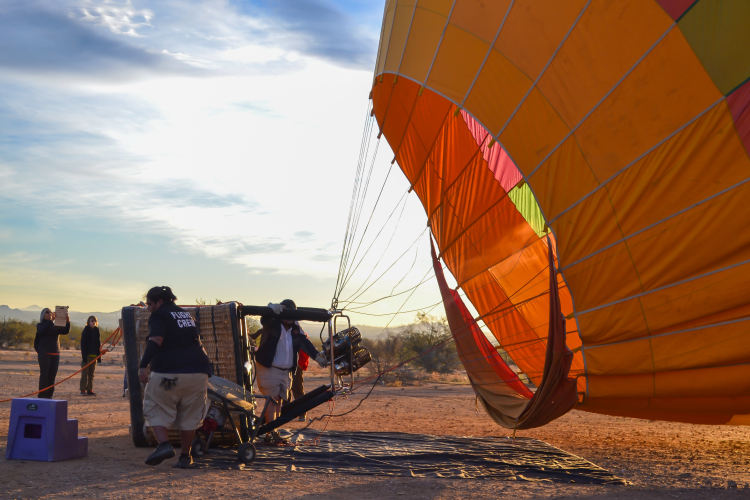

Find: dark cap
280;299;296;310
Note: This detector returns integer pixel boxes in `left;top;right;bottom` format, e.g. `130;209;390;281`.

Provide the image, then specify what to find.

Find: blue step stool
5;398;88;461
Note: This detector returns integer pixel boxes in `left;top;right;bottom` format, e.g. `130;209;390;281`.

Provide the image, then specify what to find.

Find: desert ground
0;349;749;499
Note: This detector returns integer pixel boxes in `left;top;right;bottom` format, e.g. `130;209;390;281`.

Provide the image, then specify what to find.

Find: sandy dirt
0;349;749;499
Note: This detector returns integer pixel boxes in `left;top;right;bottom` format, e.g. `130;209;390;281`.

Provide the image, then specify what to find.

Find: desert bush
398;313;458;374
0;317;36;349
361;314;459;385
59;324;114;351
365;331;402;384
60;323;83;350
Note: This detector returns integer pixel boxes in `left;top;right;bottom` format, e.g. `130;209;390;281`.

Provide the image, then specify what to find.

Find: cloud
0;250;147;310
0;80;155;179
232;100;280;117
0;0;446;324
0;0;378;82
147;184;251;210
0;1;195;80
242;0;378;69
78;0;154;37
310;253;338;261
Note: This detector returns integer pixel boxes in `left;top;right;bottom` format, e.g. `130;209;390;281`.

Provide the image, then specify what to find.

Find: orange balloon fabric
371;0;750;425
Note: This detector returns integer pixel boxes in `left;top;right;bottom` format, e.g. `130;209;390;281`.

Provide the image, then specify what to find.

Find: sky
0;0;447;327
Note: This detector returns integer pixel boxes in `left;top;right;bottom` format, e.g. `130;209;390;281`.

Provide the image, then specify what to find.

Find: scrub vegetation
366;314;461;385
0;316;113;350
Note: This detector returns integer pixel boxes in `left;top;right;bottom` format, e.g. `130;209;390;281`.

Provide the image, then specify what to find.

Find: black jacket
254;319;319;373
34;320;71;354
80;325;101;359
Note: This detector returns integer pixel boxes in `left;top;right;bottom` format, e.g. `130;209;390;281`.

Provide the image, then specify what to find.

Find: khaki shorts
255;364;292;401
143;372;209;430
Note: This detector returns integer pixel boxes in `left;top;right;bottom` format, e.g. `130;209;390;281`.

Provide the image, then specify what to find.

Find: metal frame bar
333;313;354;391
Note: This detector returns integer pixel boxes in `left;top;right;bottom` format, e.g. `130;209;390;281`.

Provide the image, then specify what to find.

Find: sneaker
297;416;306;422
145;442;175;466
87;391;96;396
173;454;193;469
80;391;87;396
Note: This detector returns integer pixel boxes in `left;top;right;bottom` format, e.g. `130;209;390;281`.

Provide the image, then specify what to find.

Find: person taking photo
34;308;71;399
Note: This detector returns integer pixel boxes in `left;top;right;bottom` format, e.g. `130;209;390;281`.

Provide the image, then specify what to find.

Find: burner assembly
322;327;372;376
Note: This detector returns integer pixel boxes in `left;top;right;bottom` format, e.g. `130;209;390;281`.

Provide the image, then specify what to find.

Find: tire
191;437;207;457
122;307;150;447
237;442;256;464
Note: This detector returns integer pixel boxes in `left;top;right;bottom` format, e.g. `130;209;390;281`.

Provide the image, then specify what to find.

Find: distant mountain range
0;305;121;329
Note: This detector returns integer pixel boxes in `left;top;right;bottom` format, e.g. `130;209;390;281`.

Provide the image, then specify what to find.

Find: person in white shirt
252;299;326;443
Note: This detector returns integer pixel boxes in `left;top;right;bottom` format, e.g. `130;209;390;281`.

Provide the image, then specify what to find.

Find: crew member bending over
139;286;211;469
254;299;327;443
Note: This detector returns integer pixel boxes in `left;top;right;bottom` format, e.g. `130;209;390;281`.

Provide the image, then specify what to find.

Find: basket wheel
238;442;256;464
191;437;207;457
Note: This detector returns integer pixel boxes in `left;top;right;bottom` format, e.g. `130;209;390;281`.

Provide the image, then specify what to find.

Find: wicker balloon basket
121;302;251;447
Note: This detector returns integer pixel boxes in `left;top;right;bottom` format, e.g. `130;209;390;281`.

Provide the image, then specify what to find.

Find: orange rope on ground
302;399;335;446
0;327;123;403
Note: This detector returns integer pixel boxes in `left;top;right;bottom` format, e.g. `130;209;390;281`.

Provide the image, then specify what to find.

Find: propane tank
332;347;372;376
322;327;363;359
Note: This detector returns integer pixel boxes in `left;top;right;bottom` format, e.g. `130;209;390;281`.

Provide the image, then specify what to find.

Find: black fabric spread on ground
192;430;625;484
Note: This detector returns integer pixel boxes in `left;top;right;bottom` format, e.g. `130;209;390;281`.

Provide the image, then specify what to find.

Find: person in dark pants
139;286;212;469
34;308;71;399
289;351;309;421
79;315;101;396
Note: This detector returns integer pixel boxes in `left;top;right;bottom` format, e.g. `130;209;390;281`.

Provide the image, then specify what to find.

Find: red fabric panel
727;80;750;156
514;237;579;429
432;242;533;398
460;110;523;193
656;0;698;21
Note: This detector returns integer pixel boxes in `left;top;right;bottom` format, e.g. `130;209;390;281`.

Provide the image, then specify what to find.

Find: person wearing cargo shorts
254;300;327;443
138;286;211;469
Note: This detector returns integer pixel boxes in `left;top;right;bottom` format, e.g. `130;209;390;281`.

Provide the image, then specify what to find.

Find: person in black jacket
34;308;71;399
253;299;327;443
79;315;101;396
139;286;212;469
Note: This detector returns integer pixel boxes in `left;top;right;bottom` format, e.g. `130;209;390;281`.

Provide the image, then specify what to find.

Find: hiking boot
87;391;96;396
173;453;193;469
145;442;175;466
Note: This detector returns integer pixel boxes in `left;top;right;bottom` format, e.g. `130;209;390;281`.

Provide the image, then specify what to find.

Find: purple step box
5;398;88;462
